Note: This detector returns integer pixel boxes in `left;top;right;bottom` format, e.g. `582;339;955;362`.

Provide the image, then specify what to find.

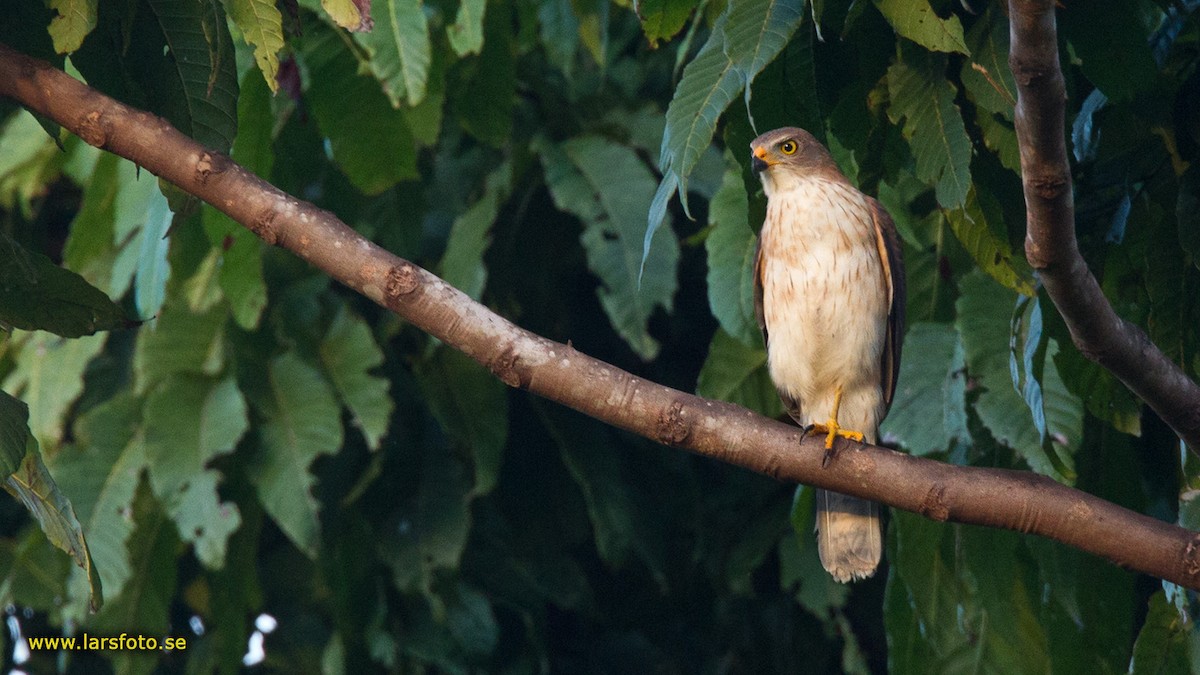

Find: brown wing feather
868;198;906;412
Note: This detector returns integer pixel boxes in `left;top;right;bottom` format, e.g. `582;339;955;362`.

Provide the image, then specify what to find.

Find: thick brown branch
1008;0;1200;449
2;42;1199;588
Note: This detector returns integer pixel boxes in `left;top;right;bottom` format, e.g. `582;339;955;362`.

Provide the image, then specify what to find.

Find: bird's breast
758;179;888;425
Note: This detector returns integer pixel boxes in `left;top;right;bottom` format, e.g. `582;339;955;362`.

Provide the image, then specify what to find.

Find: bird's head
750;127;840;194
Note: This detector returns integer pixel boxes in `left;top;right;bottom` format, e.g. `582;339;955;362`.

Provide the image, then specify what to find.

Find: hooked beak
751;146;771;174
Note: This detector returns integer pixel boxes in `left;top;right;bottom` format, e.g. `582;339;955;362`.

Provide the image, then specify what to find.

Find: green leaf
135;304;227;390
536;402;666;578
956;271;1074;480
873;0;968;55
1059;0;1158;102
5;436;102;611
887;49;971;209
134;186;173;319
696;329;784;418
247;352;343;557
449;1;515;147
221;0;285;92
301;19;418;193
652;10;739;228
439;163;512;301
93;486;179;674
355;0;432;107
959;9;1015;119
322;0;370;31
381;433;472;601
145;0;240;153
447;0;486;56
549;136;679;360
52;395;144;617
0;110;61;215
5;331;107;451
880;322;967;456
0;232;126;337
636;0;696;47
416;347;507;496
1128;592;1192;674
319;306;393;451
724;0;804;120
944;186;1035;297
705;158;760;347
0;392;30;477
886;512;1051;675
143;376;247;567
48;0;98;54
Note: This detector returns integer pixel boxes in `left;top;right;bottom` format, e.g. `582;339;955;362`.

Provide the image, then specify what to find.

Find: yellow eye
779;140;798;155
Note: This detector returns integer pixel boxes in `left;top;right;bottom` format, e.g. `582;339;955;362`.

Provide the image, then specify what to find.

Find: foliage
0;0;1198;671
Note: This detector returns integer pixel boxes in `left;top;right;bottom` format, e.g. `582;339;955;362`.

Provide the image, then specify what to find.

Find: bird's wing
753;234;767;349
869;197;906;411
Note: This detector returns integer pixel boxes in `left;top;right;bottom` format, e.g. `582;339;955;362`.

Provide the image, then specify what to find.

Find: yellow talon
812;386;865;450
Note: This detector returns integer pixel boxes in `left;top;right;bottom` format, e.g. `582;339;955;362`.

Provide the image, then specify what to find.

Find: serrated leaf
355;0;432;107
636;0;696;47
416;347;507;496
880;323;967;456
945;186;1035;296
960;9;1015;119
52;395;144;617
135;304;227;391
723;0;803;122
1128;592;1192;674
556;136;679;360
143;376;247;568
873;0;968;55
247;352;343;557
887;49;971;209
0;392;29;478
956;271;1073;480
380;432;472;601
447;0;486;56
222;0;284;92
439;163;511;302
93;487;178;673
696;329;784;418
449;1;514;147
535;402;667;579
48;0;98;54
5;436;102;611
705;159;760;346
0;232;126;338
5;331;107;451
301;19;418;193
145;0;240;153
651;10;740;235
319;306;393;451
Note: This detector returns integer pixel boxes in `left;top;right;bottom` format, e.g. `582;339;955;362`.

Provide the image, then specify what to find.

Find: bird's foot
808;420;865;467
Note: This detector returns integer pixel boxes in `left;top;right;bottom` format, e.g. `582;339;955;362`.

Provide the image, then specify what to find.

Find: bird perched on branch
750;127;905;582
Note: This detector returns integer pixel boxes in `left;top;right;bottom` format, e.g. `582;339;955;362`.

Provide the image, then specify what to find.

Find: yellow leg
807;386;865;450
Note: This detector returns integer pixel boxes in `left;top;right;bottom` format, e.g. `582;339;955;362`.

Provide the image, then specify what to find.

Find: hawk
750;127;905;582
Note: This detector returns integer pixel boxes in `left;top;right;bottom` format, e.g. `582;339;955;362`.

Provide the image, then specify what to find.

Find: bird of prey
750;127;905;582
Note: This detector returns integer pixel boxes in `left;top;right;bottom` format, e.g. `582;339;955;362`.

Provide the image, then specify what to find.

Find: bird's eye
779;140;798;155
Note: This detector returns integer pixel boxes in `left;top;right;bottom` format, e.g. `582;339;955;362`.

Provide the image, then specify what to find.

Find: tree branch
2;42;1199;589
1008;0;1200;450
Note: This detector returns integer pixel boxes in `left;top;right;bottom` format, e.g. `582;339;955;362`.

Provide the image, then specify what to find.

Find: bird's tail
815;489;881;583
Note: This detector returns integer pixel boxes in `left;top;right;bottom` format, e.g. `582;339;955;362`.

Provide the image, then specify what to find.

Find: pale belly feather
759;179;888;441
